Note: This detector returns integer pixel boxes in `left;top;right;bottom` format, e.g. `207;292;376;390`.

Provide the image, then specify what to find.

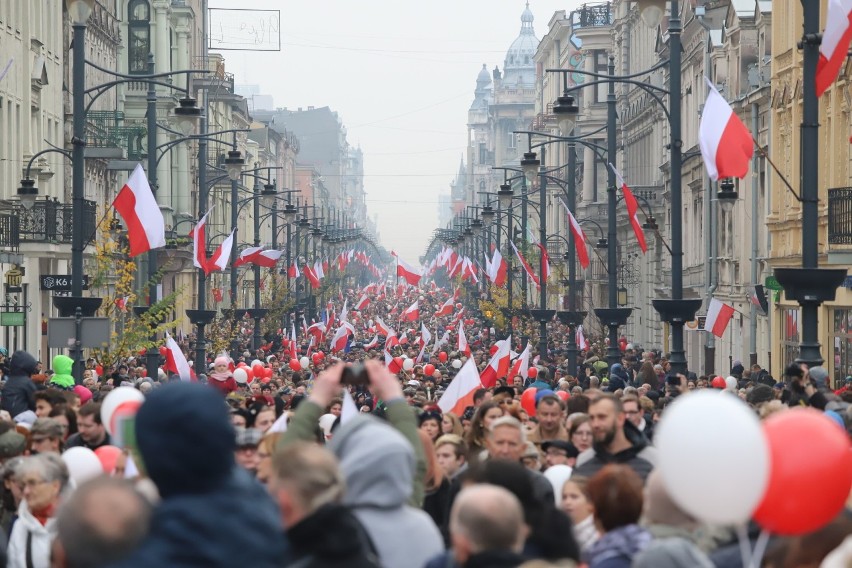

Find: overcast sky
208;0;579;263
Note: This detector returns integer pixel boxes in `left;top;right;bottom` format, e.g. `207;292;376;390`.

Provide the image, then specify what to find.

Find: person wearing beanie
207;355;237;396
110;382;289;567
49;355;75;389
72;385;93;406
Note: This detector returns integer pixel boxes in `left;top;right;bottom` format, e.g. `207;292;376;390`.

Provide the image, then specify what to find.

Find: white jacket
7;500;57;568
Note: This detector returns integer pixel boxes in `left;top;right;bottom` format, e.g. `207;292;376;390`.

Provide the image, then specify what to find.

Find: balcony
86;111;146;162
574;2;613;28
828;187;852;245
15;198;97;245
0;215;20;250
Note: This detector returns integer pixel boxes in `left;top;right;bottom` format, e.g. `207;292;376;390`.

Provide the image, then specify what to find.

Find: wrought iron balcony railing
828;187;852;245
86;111;146;160
16;198;97;245
0;215;20;250
575;2;613;28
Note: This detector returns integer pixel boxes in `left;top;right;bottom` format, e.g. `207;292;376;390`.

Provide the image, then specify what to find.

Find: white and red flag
480;336;512;388
488;249;508;287
113;164;165;257
114;296;130;312
396;256;422;286
374;317;391;337
458;321;471;357
536;243;552;284
364;335;379;350
329;324;352;353
234;247;283;268
437;359;483;416
191;209;211;272
817;0;852;97
435;297;454;318
559;199;591;270
303;264;321;289
163;332;191;381
509;241;541;289
403;300;420;321
698;78;754;181
576;325;590;351
703;298;735;338
288;262;300;278
609;164;648;253
354;293;370;311
509;342;531;380
206;229;235;274
384;347;403;374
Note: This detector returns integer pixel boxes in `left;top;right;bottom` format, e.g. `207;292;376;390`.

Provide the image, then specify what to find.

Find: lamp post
772;0;846;367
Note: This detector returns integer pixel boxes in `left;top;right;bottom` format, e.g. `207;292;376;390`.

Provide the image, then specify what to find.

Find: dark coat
0;352;38;418
574;421;656;482
286;503;380;568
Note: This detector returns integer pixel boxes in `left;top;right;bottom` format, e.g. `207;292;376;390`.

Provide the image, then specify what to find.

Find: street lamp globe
17;179;38;210
174;97;202;135
497;183;514;209
261;182;277;207
66;0;95;25
224;150;245;181
283;203;299;222
553;94;579;136
718;178;738;213
520;152;539;183
636;0;666;28
480;204;495;228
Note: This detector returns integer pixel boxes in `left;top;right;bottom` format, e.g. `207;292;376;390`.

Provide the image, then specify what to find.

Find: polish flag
314;259;325;279
206;229;235;274
703;298;735;338
322;258;329;275
252;249;283;268
307;321;326;343
364;335;379;350
191;209;211;272
419;324;432;350
610;164;648;253
447;256;464;279
698;78;754;181
397;257;422;286
374;317;391;336
233;246;262;268
480;336;512;388
817;0;852;97
288;262;300;278
488;249;508;287
432;330;450;354
304;264;321;289
437;359;483;416
576;325;590;351
510;241;541;289
339;299;349;324
509;342;531;379
458;321;471;357
329;324;351;353
114;296;130;311
435;297;454;317
112;163;165;257
560;199;590;269
403;300;419;321
385;348;403;373
163;332;191;381
536;243;552;284
354;294;370;311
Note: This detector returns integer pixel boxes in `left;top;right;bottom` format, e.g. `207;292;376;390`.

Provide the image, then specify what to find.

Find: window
781;308;799;369
595;51;609;103
479;143;486;164
128;0;151;74
832;308;852;389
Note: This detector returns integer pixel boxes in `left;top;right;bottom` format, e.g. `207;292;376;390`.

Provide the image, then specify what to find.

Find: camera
340;363;370;386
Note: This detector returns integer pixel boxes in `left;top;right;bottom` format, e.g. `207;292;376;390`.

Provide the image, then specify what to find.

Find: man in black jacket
269;441;379;568
0;351;38;420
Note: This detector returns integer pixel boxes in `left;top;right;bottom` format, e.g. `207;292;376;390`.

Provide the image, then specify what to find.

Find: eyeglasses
18;479;49;489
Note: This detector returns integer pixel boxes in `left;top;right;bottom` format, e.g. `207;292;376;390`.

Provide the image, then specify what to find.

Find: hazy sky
209;0;579;263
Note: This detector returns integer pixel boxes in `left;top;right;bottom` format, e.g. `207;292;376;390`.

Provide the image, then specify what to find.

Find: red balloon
490;345;498;356
438;352;448;363
424;364;435;376
261;377;271;384
95;365;103;376
263;367;273;378
753;408;852;535
289;358;301;371
252;364;264;377
527;367;538;379
138;348;146;357
94;446;123;474
711;376;726;389
317;351;326;360
521;388;538;417
556;390;570;402
158;346;168;357
312;353;322;365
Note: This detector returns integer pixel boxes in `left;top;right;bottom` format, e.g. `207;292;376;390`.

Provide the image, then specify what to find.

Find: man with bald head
51;477;152;568
449;484;527;567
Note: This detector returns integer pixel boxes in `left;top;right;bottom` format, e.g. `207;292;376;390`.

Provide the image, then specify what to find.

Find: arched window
128;0;150;74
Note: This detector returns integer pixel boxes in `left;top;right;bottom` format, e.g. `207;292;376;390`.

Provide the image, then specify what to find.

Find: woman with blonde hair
255;431;282;488
463;401;503;460
440;412;463;436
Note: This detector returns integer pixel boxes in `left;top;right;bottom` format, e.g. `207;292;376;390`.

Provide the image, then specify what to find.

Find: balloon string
736;524;752;568
749;530;770;568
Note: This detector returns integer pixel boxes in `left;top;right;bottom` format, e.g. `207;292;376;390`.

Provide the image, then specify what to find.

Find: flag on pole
509;342;531;380
435;297;454;317
609;164;648;253
437;359;483;416
364;335;379;350
206;229;235;274
164;333;191;381
509;241;541;289
403;300;419;321
458;321;471;357
191;209;211;272
288;262;301;278
480;336;512;388
113;164;166;256
488;249;508;286
559;199;591;269
396;256;422;286
817;0;852;97
354;293;370;311
698;78;754;181
703;298;736;338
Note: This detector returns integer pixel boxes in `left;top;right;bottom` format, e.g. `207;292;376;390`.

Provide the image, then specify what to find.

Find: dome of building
476;63;491;87
502;2;538;87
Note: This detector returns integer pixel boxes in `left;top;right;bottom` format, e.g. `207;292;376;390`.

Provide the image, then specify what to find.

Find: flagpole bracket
529;309;556;323
186;309;217;326
774;268;846;305
650;300;701;325
594;307;633;328
556;310;586;326
53;296;102;318
798;33;821;49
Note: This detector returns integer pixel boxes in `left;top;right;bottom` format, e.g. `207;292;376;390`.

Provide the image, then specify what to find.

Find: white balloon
233;368;248;384
543;465;573;506
251;359;263;368
62;447;103;484
725;376;738;390
100;387;145;436
403;358;415;371
300;356;310;370
654;390;770;524
451;359;462;369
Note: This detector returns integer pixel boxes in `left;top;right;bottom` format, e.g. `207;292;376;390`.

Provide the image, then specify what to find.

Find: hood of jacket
329;414;413;509
288;503;378;564
52;355;73;377
9;351;38;376
112;467;287;568
134;381;235;498
591;419;648;462
586;524;651;565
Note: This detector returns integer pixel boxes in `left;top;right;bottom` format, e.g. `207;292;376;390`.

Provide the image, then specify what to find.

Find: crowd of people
0;282;848;567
